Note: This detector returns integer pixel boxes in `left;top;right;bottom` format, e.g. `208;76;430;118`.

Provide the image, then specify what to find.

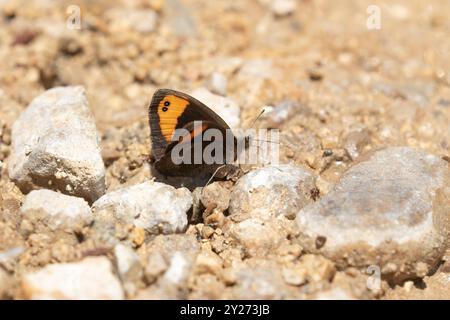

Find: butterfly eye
164;101;170;107
162;107;168;112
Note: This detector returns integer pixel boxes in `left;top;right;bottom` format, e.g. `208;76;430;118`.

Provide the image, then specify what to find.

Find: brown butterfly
148;89;241;179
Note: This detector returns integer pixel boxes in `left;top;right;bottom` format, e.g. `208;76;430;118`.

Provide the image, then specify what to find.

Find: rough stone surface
21;190;92;232
137;234;201;299
226;259;298;299
229;164;317;221
191;87;241;129
8;86;105;202
207;72;227;96
201;181;232;213
296;147;450;282
264;100;299;129
270;0;297;17
21;257;124;299
114;243;142;282
227;217;291;257
93;181;192;235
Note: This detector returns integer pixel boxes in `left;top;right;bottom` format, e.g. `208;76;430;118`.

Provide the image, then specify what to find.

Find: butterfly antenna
249;108;266;129
202;165;226;194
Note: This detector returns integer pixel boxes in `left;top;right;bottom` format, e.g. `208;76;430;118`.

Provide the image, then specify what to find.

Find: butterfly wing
148;88;231;161
154;120;235;177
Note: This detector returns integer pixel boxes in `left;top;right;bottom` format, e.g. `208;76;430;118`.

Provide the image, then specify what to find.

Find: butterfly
148;89;241;179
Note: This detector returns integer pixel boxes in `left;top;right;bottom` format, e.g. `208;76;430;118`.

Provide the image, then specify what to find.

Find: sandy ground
0;0;449;299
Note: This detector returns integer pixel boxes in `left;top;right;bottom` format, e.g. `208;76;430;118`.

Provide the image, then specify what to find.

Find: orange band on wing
157;95;190;143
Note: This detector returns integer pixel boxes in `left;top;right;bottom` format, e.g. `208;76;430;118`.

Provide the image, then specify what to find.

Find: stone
298;254;336;282
8;86;105;202
229;164;317;221
21;257;124;299
296;147;450;282
264;100;298;128
143;234;200;287
271;0;297;17
194;251;223;275
106;8;158;33
207;72;227;96
228;259;297;299
0;247;25;269
281;266;307;286
114;244;142;282
190;87;241;128
343;129;371;160
201;181;231;212
93;181;192;235
20;190;92;232
227;217;291;257
145;251;168;284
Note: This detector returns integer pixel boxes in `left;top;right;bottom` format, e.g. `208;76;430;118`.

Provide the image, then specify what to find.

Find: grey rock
296;147;450;282
93;181;192;235
8;86;105;202
229;164;317;221
21;190;92;232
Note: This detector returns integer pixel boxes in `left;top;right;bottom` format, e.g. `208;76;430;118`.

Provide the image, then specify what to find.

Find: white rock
93;181;192;235
191;87;241;129
114;244;142;281
264;100;298;128
8;86;105;202
21;257;124;299
207;72;227;96
296;147;450;282
163;252;190;285
271;0;297;16
106;8;158;33
21;190;92;231
146;234;200;286
229;164;317;220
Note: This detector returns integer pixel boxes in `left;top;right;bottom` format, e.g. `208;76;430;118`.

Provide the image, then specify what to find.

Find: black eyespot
162;107;168;112
164;101;170;107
